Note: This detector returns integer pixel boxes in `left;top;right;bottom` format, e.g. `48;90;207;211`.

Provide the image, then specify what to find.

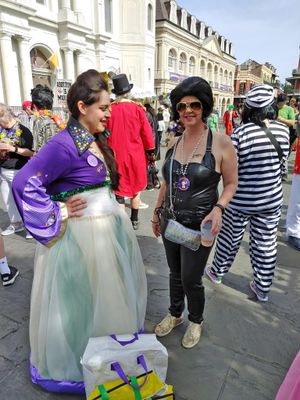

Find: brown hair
67;69;119;190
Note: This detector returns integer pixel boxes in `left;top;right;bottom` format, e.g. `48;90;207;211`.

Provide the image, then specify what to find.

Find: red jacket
294;138;300;174
223;110;239;135
107;100;155;197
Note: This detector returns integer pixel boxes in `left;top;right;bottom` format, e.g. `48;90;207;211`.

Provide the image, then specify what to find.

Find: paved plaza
0;154;299;400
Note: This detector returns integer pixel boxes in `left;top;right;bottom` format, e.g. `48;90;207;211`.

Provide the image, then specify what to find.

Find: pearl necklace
177;130;207;191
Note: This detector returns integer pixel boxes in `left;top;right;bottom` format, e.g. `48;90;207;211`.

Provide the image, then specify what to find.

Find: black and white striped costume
210;120;289;293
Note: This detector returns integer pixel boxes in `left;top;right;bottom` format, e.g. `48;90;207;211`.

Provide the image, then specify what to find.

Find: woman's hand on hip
65;195;87;218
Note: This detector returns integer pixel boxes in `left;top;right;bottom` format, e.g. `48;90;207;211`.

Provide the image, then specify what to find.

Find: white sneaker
182;322;203;349
154;313;183;337
1;225;25;236
26;232;33;239
139;201;149;209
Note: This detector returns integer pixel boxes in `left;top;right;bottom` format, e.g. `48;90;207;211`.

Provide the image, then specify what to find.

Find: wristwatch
14;145;18;154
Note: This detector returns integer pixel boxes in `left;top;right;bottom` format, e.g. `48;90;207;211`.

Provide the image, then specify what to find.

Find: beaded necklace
35;109;67;130
177;130;207;191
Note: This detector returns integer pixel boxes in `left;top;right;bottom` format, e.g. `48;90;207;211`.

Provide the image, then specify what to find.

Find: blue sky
180;0;300;83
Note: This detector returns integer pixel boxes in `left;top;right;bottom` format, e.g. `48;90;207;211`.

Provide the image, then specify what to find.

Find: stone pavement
0;155;299;400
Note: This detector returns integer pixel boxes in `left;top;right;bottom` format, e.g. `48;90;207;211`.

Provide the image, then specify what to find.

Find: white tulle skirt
30;187;147;382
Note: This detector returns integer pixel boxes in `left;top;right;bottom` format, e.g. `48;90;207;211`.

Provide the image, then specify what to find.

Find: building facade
234;59;279;110
1;0;237;115
155;0;236;116
0;0;156;106
286;50;300;98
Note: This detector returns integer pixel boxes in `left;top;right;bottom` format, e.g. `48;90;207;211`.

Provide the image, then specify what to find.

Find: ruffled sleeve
12;136;72;247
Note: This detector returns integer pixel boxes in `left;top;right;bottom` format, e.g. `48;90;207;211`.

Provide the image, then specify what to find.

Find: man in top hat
107;73;155;230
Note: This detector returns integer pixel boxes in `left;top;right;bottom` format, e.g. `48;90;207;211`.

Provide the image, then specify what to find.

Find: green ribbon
98;384;109;400
130;376;142;400
50;181;112;201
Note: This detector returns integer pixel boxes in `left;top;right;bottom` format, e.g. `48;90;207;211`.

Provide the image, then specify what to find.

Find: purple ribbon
111;355;149;389
110;333;139;346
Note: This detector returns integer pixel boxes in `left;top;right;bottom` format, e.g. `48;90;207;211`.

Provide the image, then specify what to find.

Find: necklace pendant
177;176;190;191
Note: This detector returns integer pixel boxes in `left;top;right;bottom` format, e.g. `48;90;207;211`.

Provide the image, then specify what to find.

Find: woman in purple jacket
12;69;147;394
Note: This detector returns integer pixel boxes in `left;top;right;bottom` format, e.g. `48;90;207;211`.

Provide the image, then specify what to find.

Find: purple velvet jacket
12;117;109;246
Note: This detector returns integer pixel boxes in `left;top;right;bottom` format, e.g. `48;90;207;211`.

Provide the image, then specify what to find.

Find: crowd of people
0;70;299;394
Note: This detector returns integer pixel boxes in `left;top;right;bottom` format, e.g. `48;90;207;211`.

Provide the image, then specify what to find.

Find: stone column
72;0;85;25
0;32;14;105
17;36;33;101
156;42;162;72
63;48;75;81
58;0;74;21
60;0;71;7
161;42;168;79
95;38;107;72
74;50;85;76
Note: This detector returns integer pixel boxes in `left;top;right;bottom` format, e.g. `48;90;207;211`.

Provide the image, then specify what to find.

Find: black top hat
111;74;133;95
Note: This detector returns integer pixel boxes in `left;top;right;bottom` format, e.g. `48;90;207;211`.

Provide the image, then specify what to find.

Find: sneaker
131;220;139;230
26;232;33;240
205;265;222;284
182;321;203;349
249;281;269;302
154;313;183;337
1;266;19;286
139;201;149;209
1;224;24;236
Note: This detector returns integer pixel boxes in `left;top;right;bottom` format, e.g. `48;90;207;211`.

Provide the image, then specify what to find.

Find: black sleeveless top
162;129;221;228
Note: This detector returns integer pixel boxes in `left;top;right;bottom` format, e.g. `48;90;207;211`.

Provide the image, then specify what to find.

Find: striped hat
245;84;275;108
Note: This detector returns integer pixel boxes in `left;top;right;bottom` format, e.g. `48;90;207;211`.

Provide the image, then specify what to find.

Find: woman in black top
0;103;34;235
151;77;237;348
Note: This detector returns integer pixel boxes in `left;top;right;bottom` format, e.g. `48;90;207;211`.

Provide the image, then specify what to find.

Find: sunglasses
176;101;202;113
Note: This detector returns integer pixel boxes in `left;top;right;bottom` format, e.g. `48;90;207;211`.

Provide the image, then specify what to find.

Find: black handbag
147;162;161;190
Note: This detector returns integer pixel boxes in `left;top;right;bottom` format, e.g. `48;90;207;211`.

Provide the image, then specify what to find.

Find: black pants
162;234;213;324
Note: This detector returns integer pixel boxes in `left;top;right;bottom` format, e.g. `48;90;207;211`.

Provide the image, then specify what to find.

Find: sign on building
55;79;72;106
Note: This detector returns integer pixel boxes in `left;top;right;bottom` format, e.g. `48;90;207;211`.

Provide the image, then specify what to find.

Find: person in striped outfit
206;84;290;302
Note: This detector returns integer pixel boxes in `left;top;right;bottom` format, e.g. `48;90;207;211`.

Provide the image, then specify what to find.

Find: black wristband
14;145;18;154
214;203;225;215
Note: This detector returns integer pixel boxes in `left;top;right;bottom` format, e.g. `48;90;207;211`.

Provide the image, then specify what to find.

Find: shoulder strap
261;123;283;161
205;128;213;152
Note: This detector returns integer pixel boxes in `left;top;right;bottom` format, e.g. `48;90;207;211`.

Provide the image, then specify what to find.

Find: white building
155;0;237;115
0;0;236;115
0;0;156;106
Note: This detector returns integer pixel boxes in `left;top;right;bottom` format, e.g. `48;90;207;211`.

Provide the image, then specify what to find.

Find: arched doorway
30;47;55;88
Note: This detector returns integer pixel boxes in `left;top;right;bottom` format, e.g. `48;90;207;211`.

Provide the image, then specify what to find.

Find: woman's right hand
151;215;161;237
65;195;87;218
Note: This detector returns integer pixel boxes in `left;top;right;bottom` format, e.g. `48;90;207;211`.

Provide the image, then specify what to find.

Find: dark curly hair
31;85;54;110
241;102;278;126
170;76;214;122
67;69;119;190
